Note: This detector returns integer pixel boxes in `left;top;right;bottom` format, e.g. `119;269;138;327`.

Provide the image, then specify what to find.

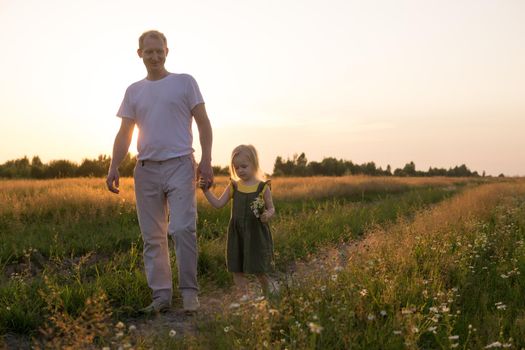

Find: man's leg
164;156;199;307
134;162;173;304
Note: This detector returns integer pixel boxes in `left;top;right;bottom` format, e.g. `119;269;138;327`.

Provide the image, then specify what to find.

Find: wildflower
331;274;338;282
393;330;402;335
380;310;387;317
229;303;240;309
367;314;375;321
485;342;502;348
428;326;437;333
308;322;323;334
500;274;509;279
429;306;439;313
449;335;459;340
359;289;368;297
269;309;279;316
169;329;176;337
250;196;265;218
412;327;419;333
116;321;125;329
496;304;507;310
320;285;326;292
128;325;137;332
334;266;343;272
224;326;231;333
263;340;269;347
401;308;413;315
441;305;450;313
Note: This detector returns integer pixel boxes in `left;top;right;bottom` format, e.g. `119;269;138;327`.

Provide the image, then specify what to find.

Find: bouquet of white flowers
250;195;266;218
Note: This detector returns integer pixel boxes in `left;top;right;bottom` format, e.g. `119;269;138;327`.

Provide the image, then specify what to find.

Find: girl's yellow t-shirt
237;182;260;193
230;181;269;197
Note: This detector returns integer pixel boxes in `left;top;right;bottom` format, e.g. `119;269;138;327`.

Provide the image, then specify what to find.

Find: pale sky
1;0;524;176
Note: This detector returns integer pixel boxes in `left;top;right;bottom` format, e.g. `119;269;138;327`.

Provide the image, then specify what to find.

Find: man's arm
106;118;135;194
192;103;214;187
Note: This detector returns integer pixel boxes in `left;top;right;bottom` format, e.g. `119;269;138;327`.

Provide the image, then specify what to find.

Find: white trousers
133;155;198;302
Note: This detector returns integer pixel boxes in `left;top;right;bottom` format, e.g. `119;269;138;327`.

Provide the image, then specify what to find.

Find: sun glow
130;126;139;156
0;0;524;175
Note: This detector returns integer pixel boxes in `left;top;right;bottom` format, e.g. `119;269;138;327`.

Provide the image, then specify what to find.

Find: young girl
199;144;276;298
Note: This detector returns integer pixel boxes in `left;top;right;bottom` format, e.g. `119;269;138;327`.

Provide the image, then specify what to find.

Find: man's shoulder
172;73;198;83
125;78;147;92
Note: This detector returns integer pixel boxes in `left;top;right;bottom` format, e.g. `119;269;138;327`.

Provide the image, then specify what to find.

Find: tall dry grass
193;180;525;349
0;176;486;219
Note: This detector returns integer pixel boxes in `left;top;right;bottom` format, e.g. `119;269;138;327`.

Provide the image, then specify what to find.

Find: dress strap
256;180;271;196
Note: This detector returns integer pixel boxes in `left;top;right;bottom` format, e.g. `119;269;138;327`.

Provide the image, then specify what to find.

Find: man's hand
106;118;134;194
197;159;214;190
106;168;120;194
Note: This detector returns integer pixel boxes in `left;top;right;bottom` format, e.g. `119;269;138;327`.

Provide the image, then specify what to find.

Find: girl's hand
260;210;271;223
198;178;210;191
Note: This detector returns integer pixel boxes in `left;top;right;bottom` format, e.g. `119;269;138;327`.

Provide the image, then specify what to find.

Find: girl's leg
257;273;279;295
233;273;249;296
256;273;270;294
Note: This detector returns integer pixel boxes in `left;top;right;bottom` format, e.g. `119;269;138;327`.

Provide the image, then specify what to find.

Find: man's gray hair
138;30;167;49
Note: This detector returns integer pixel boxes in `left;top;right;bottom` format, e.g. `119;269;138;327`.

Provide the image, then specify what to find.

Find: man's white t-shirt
117;73;204;161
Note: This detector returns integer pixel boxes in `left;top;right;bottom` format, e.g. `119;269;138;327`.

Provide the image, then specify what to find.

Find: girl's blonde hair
230;144;266;181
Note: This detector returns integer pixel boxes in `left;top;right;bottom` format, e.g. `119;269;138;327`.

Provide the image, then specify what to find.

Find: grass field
2;175;525;349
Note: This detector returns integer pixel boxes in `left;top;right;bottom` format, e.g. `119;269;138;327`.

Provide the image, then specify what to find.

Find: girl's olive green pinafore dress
227;180;274;274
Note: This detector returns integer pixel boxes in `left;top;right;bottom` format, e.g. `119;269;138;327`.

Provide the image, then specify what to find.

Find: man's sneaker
183;294;200;313
139;299;171;314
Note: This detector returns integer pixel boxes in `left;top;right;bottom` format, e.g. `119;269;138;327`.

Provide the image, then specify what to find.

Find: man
106;30;213;313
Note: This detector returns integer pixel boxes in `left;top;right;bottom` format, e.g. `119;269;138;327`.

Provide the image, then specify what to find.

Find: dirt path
126;238;365;344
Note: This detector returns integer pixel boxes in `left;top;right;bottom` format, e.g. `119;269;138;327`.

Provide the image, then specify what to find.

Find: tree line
0;154;231;179
0;154;135;179
273;153;486;177
0;153;489;179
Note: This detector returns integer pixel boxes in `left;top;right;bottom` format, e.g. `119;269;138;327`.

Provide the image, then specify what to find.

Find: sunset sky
1;0;524;176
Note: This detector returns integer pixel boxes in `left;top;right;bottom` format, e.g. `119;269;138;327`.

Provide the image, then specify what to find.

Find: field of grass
190;180;525;349
2;175;523;349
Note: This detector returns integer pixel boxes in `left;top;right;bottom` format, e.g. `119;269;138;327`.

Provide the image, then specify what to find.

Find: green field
1;176;524;349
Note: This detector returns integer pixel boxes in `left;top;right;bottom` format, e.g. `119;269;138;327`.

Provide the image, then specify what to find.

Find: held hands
198;177;212;192
197;159;214;191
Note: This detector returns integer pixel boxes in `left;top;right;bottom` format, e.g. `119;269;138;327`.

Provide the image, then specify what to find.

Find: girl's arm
202;183;231;209
260;187;275;223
